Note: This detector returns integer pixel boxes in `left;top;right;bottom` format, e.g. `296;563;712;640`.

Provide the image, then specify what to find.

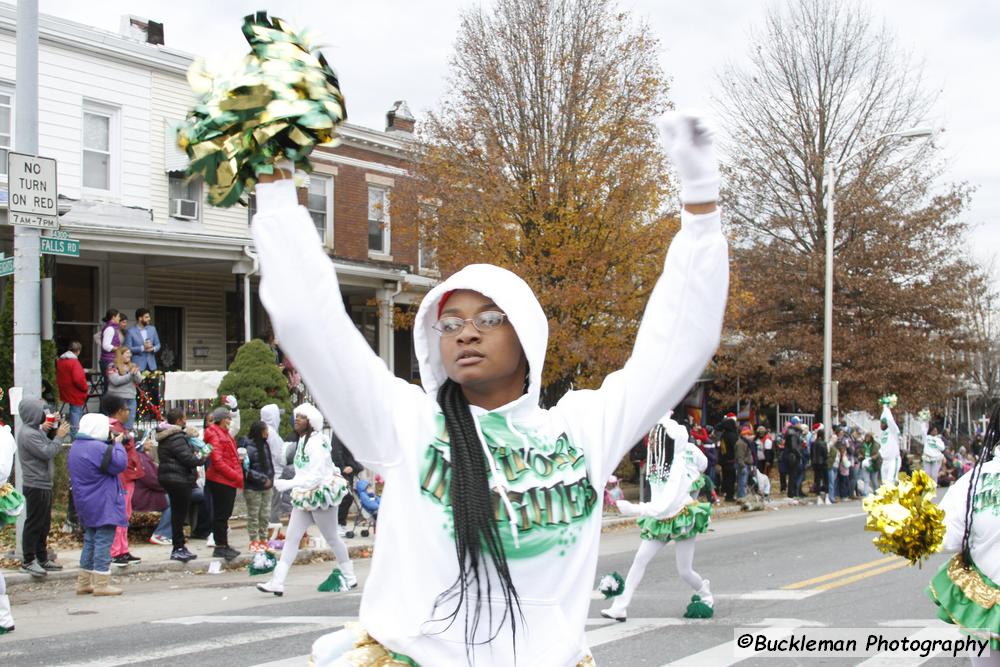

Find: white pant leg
311;626;364;666
0;571;12;630
674;537;702;591
610;539;664;613
279;508;314;567
880;457;899;484
311;507;350;565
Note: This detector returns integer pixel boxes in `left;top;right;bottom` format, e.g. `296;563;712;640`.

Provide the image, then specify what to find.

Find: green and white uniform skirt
290;476;348;512
637;501;712;543
926;555;1000;650
0;482;25;526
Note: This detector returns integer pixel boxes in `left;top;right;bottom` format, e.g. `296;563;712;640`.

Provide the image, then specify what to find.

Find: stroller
344;477;380;538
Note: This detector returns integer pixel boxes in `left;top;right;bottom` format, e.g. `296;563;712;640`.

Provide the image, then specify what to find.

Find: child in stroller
344;476;380;538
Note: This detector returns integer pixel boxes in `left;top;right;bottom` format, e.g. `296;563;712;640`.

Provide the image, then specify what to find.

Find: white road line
716;590;821;601
248;658;309;667
154;614;354;626
818;512;867;523
52;625;325;667
586;618;689;648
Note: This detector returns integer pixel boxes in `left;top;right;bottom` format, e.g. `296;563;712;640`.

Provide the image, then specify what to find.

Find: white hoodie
0;425;15;483
617;416;708;522
252;179;728;666
939;447;1000;582
879;405;901;460
260;404;287;476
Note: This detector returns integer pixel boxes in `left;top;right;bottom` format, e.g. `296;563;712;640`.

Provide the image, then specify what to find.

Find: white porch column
376;283;395;373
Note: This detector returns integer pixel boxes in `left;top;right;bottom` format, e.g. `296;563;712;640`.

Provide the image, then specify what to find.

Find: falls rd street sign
7;152;58;229
40;236;80;257
0;256;13;277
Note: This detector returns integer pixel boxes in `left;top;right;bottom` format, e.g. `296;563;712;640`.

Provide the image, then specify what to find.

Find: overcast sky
33;0;1000;272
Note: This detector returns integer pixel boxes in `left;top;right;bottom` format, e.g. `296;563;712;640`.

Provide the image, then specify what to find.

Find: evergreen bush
217;339;293;439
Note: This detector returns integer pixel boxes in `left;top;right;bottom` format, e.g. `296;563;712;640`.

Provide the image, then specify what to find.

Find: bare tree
712;0;975;413
967;257;1000;404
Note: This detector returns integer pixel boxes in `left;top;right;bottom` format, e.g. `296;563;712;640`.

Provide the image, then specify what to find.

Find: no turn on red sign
6;152;58;229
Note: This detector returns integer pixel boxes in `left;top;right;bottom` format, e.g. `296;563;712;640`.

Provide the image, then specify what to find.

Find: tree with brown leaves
395;0;678;404
712;0;976;414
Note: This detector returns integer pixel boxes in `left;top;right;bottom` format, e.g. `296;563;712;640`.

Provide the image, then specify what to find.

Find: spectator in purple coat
68;413;127;597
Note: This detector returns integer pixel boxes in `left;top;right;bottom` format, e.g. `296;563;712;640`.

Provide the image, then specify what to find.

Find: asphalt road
0;497;978;666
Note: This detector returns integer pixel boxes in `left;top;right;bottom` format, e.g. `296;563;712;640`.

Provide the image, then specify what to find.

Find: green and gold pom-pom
597;572;625;599
863;470;945;566
683;595;714;619
879;394;898;408
177;11;347;207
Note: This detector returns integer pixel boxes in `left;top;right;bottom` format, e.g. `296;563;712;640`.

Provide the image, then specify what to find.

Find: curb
3;543;371;589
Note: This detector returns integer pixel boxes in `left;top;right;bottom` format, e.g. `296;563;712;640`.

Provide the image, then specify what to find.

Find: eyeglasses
433;311;508;337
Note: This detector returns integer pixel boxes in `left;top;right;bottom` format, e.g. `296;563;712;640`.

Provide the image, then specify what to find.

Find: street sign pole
12;0;40;559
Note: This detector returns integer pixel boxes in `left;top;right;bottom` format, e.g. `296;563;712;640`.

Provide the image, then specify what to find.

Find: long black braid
432;378;522;662
960;402;999;567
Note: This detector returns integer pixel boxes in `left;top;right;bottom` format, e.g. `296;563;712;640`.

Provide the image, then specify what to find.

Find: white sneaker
600;608;626;622
337;526;347;537
206;535;216;548
149;534;171;546
256;580;284;597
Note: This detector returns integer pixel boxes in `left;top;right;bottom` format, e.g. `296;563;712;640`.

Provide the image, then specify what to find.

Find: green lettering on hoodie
420;413;597;558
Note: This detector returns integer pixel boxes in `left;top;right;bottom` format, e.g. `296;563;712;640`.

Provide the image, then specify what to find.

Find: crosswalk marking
153;614;354;626
783;555;900;590
716;589;819;601
658;619;818;667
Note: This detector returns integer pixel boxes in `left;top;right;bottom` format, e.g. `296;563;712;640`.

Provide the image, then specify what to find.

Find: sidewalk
3;496;802;589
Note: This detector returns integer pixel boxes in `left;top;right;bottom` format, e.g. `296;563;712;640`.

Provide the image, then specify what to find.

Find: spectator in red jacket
204;406;244;561
56;342;89;437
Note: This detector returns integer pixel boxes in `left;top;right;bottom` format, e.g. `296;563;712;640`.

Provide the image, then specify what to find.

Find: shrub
216;339;293;438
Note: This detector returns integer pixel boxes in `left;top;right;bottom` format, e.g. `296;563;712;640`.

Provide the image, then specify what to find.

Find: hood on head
413;264;548;407
260;404;281;431
155;424;182;442
78;413;110;441
18;399;46;427
293;403;324;432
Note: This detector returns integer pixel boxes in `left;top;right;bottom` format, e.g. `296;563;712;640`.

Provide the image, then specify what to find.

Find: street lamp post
822;127;936;444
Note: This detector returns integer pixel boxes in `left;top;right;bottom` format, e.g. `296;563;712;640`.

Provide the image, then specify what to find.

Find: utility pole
12;0;41;557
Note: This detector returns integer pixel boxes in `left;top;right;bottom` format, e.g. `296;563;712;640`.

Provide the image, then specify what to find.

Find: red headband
437;290;455;319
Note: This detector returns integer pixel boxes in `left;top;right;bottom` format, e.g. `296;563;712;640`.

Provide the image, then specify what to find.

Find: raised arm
881;406;900;437
557;114;728;482
251;174;435;468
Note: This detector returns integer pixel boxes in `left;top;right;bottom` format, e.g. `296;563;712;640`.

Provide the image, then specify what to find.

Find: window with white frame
0;86;12;179
368;185;390;254
168;174;202;220
307;174;334;243
82;103;117;192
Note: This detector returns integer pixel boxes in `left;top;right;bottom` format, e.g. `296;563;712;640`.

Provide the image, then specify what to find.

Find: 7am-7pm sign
7;152;58;229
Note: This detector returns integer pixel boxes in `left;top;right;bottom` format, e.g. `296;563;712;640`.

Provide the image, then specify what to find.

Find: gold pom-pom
863;470;945;566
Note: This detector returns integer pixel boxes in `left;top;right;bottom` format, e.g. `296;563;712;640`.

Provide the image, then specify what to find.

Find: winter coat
811;436;828;467
68;429;127;529
56;352;89;406
156;424;204;487
132;449;167;512
16;399;62;489
260;404;287;477
735;436;753;466
714;418;739;462
205;423;244;489
243;435;275;491
331;430;362;480
782;429;802;470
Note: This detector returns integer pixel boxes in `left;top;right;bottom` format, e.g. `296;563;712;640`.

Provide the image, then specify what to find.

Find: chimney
119;15;165;46
386;100;415;134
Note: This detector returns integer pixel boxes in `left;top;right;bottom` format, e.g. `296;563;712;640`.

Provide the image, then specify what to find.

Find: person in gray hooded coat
17;398;70;577
261;404;293;523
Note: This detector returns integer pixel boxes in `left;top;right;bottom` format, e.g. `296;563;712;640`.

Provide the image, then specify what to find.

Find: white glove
660;112;720;204
616;499;641;516
274;478;293;492
224;395;238;410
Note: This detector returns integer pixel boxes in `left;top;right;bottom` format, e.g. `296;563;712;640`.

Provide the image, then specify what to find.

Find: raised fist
660;112;720;205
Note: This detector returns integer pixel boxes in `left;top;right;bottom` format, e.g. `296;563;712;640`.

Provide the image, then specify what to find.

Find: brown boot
91;571;123;596
76;570;93;595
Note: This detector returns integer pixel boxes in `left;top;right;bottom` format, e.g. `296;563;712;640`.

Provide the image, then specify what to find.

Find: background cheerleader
0;424;25;633
601;413;714;622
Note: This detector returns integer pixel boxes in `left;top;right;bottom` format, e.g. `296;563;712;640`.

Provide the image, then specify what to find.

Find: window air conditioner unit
171;198;199;220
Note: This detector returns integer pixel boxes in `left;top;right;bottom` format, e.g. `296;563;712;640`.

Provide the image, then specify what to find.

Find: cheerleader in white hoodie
928;404;1000;664
1;424;25;633
879;404;902;484
251;114;728;666
601;414;714;622
256;403;353;595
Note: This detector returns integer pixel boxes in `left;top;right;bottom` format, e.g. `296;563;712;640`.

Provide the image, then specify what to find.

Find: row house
0;5;436;383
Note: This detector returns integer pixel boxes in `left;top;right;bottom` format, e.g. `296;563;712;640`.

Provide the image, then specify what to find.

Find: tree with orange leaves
395;0;687;404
